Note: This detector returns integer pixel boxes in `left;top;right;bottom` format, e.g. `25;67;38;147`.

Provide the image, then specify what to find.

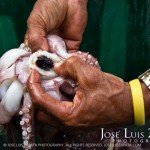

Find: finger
28;69;41;84
36;110;61;128
27;69;81;123
61;0;88;51
27;21;49;52
54;56;88;81
27;0;68;53
24;29;29;44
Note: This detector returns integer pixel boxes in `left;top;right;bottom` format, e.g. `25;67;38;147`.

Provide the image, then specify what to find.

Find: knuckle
60;110;78;127
27;17;35;27
85;70;100;84
27;18;31;25
61;111;73;122
93;71;101;81
28;34;40;51
28;33;39;43
63;117;77;127
65;56;80;67
64;121;75;127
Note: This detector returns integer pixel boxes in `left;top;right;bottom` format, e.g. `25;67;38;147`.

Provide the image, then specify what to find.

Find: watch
138;69;150;90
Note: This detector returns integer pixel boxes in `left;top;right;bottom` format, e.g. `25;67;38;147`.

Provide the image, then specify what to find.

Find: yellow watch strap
129;79;145;125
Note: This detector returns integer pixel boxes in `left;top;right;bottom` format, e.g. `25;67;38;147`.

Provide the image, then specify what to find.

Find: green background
1;0;150;80
0;0;150;146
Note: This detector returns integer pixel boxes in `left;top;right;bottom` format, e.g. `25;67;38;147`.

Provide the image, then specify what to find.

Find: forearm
103;73;134;126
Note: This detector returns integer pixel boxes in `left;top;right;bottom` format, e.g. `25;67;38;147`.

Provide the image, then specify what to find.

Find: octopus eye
36;56;54;71
28;51;61;78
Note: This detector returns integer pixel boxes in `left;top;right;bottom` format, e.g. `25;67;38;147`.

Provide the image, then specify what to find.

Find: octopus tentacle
0;64;16;84
1;80;23;114
15;56;30;84
19;93;35;150
0;80;23;124
76;51;100;68
0;104;12;124
47;35;67;54
0;48;30;71
0;79;14;100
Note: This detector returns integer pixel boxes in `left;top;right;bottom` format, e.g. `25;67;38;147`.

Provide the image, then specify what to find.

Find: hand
25;0;87;52
27;56;135;127
35;110;62;128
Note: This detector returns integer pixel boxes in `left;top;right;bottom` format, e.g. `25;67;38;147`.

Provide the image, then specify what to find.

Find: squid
0;35;99;149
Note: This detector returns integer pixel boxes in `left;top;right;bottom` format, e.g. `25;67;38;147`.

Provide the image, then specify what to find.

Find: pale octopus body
0;35;99;149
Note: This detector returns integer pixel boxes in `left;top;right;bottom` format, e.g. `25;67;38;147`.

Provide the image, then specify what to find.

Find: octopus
0;35;99;149
0;35;149;150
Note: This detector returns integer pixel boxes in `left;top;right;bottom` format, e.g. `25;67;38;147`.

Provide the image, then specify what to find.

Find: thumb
27;22;49;52
54;56;87;81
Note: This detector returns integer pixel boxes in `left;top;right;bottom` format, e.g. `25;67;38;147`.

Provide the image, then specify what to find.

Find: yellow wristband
129;79;145;125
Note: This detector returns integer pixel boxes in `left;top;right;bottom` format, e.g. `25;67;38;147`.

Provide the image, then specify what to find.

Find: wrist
140;81;150;119
121;82;134;124
103;73;134;126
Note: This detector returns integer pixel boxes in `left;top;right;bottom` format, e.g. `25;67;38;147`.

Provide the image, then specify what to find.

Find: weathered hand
25;0;87;52
27;56;134;127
